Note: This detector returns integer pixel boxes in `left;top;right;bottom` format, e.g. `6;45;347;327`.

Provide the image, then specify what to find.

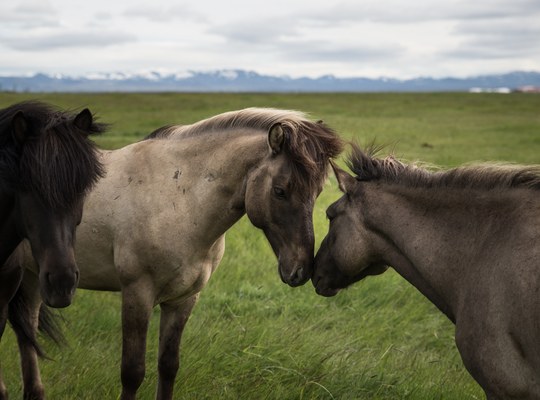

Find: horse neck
0;205;21;265
138;130;268;241
0;194;14;224
199;131;268;234
360;183;501;321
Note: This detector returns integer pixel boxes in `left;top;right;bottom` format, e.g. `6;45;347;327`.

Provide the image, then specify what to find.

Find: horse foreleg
156;294;199;400
456;320;540;400
14;275;45;400
0;262;24;400
0;262;23;306
120;283;154;400
0;368;6;400
17;315;45;400
0;304;8;400
3;270;46;400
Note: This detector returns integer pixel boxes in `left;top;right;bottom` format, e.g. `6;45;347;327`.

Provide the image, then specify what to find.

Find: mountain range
1;70;539;93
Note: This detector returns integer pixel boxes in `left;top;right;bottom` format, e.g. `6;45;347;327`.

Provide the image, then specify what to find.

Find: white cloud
0;0;59;28
2;29;137;51
0;0;539;78
123;3;207;23
446;14;540;60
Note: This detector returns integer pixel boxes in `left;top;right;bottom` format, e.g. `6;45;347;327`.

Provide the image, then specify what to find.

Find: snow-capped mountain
1;70;539;92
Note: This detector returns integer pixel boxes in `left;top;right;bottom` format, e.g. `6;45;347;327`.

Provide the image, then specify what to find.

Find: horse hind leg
156;294;199;400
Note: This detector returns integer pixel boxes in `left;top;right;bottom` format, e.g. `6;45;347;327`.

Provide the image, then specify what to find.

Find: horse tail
8;281;66;359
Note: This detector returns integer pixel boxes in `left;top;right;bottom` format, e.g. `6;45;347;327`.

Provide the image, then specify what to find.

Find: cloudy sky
1;0;539;79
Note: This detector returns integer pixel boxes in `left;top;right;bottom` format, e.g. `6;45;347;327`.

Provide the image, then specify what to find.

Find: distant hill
1;70;539;93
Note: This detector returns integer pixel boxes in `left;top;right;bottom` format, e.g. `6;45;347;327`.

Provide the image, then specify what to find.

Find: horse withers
312;144;540;399
13;108;343;400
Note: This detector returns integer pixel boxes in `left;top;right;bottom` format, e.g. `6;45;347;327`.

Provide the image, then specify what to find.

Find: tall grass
1;92;538;399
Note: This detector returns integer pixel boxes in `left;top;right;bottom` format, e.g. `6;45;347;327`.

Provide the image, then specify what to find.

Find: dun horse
313;144;540;400
0;101;105;399
11;108;343;399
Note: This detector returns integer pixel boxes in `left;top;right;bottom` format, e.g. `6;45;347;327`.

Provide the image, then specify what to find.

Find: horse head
8;104;105;307
246;120;343;287
313;160;389;296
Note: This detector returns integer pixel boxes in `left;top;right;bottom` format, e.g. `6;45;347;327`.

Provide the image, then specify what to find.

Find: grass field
1;92;539;399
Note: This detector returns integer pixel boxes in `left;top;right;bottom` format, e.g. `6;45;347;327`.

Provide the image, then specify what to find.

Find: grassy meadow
0;92;539;399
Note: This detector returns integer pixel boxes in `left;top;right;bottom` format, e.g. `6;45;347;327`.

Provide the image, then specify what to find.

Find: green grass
1;92;539;399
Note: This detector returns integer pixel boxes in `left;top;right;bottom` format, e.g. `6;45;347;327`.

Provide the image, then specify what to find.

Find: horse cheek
245;175;269;229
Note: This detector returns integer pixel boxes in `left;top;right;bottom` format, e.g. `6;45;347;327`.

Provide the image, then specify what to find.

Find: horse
312;143;540;399
0;101;105;306
0;101;105;399
9;108;343;400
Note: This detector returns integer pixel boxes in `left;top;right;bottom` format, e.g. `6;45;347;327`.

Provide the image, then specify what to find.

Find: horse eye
273;187;286;198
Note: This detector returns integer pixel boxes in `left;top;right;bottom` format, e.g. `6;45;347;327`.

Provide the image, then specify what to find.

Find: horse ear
330;160;356;194
11;111;28;145
74;108;93;133
268;123;285;155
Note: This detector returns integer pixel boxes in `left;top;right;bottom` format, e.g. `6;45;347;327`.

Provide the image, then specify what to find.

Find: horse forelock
20;122;105;209
281;119;344;196
348;142;540;192
0;101;106;208
347;143;406;182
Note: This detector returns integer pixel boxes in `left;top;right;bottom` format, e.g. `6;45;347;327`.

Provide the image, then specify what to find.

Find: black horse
0;101;106;400
0;100;105;310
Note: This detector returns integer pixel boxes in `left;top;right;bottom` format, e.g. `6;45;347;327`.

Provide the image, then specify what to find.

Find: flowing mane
146;107;344;194
348;142;540;191
0;101;106;208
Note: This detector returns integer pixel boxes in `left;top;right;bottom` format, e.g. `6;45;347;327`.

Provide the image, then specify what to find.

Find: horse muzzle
279;259;312;287
40;269;79;308
311;274;340;297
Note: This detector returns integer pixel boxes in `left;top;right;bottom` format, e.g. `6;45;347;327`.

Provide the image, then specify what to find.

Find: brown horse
12;108;343;399
313;144;540;400
0;101;105;399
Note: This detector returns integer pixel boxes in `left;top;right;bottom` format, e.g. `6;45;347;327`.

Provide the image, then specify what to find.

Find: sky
1;0;540;79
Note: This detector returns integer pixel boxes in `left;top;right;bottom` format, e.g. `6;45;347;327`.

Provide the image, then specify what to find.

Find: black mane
348;142;540;191
0;101;106;208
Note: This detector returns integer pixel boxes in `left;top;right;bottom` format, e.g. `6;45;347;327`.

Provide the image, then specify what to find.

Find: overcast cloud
1;0;539;78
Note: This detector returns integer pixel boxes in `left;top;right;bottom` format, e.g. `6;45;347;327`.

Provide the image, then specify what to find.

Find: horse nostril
289;266;305;285
294;267;303;281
